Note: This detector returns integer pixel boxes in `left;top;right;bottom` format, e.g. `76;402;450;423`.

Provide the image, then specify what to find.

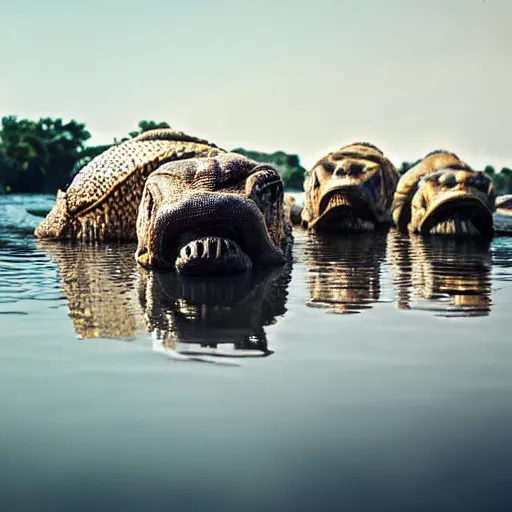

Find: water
1;194;512;511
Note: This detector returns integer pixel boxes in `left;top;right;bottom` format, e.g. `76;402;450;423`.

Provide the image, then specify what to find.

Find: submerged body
392;150;496;237
35;129;225;242
300;142;399;232
135;153;293;275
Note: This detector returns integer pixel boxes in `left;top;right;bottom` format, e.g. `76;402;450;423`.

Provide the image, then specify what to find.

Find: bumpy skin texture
301;142;399;231
35;129;225;242
392;150;496;236
135;153;293;275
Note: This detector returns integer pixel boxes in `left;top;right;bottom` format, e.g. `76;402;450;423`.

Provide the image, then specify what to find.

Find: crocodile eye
438;172;456;187
348;163;364;176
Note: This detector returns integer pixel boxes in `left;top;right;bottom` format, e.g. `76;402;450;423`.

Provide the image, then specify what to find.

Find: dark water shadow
37;240;291;362
137;264;291;361
387;230;492;317
303;232;388;314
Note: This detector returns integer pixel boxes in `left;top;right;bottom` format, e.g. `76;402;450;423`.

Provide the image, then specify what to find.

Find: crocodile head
301;142;399;231
393;151;496;237
135;153;292;275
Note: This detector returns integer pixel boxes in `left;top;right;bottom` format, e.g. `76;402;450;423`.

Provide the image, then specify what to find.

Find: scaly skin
301;142;399;232
392;150;496;237
135;152;293;275
35;129;225;242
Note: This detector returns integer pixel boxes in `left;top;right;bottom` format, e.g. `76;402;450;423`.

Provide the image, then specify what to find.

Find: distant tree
484;165;495;177
0;116;91;193
231;147;306;190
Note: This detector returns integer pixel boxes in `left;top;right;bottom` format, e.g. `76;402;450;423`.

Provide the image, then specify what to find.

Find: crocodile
135;152;293;275
300;142;400;231
392;150;496;237
35;129;226;242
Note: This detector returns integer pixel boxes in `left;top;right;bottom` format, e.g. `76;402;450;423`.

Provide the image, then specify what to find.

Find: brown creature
300;142;399;231
35;129;225;242
392;150;496;237
135;152;293;275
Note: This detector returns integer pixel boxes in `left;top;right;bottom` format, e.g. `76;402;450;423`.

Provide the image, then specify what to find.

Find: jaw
309;185;379;232
418;192;493;237
137;192;285;275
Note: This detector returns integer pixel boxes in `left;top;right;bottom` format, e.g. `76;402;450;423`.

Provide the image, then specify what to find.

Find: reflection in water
37;240;144;339
37;239;291;360
137;265;291;360
303;232;388;313
388;230;492;317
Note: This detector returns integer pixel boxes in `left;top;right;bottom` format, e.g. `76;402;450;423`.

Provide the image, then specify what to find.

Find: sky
1;0;511;171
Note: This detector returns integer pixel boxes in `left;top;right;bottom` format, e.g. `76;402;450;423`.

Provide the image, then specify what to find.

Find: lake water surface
1;194;512;511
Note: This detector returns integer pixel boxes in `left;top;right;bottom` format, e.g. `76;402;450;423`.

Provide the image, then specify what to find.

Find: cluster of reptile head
297;143;497;238
392;150;496;237
35;129;500;281
35;128;292;277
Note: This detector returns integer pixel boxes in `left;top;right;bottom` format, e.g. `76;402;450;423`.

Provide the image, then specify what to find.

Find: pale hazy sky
1;0;510;170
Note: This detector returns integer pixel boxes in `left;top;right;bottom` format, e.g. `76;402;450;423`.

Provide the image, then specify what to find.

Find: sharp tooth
216;239;222;259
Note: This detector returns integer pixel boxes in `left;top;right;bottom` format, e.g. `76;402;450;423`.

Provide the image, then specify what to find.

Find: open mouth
165;225;252;276
419;194;493;237
146;193;285;274
311;187;378;231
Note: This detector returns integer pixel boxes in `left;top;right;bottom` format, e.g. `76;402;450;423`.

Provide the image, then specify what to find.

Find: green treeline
1;115;511;195
230;148;307;190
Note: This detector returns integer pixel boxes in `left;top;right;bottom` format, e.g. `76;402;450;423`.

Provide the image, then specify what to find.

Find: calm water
1;194;512;511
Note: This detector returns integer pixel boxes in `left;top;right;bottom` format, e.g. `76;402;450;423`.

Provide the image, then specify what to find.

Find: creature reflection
387;230;492;317
304;232;387;313
38;240;290;360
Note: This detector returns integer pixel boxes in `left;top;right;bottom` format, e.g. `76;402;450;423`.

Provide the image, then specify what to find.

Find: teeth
325;195;351;211
429;218;480;235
